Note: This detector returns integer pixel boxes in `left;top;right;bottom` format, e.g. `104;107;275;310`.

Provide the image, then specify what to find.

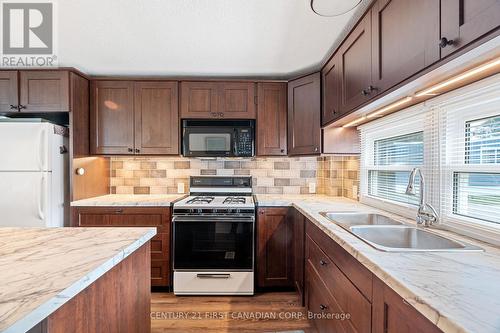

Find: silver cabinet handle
196;273;231;279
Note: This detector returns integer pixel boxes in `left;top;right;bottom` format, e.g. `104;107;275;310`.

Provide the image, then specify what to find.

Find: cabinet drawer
75;207;169;230
306;220;372;301
306;262;356;333
307;235;371;333
151;233;169;260
151;259;169;287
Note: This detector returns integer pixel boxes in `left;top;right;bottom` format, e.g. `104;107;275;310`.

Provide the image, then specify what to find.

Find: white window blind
439;82;500;227
359;74;500;240
360;106;425;208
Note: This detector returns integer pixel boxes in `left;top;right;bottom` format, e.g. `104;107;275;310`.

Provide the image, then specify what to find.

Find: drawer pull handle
319;304;327;310
319;260;327;266
197;273;231;279
115;209;124;213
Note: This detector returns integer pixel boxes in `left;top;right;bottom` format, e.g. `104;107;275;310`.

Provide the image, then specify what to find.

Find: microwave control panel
236;129;253;156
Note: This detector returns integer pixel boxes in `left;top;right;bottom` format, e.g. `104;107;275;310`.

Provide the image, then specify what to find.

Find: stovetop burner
222;196;247;204
186;196;214;204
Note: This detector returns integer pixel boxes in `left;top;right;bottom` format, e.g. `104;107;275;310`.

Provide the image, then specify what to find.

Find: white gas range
172;176;255;295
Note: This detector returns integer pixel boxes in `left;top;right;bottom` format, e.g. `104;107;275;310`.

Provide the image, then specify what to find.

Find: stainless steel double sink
319;212;483;252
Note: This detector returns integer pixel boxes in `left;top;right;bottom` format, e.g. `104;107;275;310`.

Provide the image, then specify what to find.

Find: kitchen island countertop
0;227;156;333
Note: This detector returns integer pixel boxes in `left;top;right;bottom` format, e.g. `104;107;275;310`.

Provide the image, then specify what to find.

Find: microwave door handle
233;129;238;156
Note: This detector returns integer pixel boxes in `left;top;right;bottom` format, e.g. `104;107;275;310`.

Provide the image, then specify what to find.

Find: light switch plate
308;182;316;194
177;182;185;194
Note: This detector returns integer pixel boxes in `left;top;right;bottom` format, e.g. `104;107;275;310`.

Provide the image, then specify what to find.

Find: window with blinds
359;74;500;237
452;114;500;224
368;132;423;205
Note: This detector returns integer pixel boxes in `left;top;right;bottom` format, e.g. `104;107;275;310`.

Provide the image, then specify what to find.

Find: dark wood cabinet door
180;81;219;119
134;81;179;155
19;71;69;112
441;0;500;57
219;82;256;119
256;82;287;156
287;73;321;156
90;81;135;155
0;71;18;112
293;210;305;305
321;53;341;126
372;278;443;333
372;0;440;93
339;13;373;114
74;207;171;287
257;207;294;288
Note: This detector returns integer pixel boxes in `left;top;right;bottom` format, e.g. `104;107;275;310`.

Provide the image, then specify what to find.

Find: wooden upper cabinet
91;81;135;155
288;73;321;156
19;71;69;112
441;0;500;57
0;71;18;112
339;13;373;114
256;82;287;156
321;53;341;126
257;208;294;288
180;81;218;118
219;82;256;118
134;82;179;155
372;0;440;93
180;81;256;119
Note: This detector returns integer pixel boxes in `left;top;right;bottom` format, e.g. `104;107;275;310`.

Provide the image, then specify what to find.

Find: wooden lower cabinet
72;206;171;287
292;209;305;304
303;218;442;333
372;278;443;333
42;244;151;333
256;207;294;288
305;228;371;333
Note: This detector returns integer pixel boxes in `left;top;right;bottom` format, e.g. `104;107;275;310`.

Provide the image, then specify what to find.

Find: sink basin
320;212;404;227
350;226;483;252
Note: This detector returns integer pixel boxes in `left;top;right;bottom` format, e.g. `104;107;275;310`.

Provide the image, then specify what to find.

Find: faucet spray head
406;168;417;195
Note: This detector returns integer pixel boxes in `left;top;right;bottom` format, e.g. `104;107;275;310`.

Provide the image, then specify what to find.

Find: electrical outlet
177;182;185;194
309;182;316;194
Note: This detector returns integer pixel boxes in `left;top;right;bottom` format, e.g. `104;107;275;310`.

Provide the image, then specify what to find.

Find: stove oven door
173;216;254;270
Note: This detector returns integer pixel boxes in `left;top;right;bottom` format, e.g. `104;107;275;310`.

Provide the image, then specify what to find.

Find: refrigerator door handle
38;128;46;171
38;175;46;221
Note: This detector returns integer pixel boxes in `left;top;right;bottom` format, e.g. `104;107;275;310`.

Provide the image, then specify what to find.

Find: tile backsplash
109;155;360;199
317;156;360;200
110;156;319;195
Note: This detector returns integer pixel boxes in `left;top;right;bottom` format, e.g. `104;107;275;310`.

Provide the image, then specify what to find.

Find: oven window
189;133;231;152
174;221;253;270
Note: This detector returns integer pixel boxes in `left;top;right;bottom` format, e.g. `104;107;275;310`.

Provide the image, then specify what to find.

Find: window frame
360;105;425;212
439;93;500;229
359;75;500;245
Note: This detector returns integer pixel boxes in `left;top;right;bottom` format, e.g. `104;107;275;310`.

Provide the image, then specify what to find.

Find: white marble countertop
256;194;500;333
0;227;156;333
70;194;186;207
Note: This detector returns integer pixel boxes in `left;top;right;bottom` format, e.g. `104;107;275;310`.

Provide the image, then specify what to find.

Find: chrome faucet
405;167;439;227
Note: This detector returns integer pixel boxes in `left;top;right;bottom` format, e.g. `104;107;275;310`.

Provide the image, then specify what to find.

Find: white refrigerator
0;120;69;227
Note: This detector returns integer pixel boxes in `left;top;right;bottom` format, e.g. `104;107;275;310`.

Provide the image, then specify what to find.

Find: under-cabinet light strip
415;57;500;97
342;56;500;128
366;96;413;119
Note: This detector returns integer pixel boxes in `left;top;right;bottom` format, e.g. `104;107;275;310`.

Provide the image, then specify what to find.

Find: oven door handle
172;216;255;223
196;273;231;279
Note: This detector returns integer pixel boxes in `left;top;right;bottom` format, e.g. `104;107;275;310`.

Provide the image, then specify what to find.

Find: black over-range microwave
182;119;255;157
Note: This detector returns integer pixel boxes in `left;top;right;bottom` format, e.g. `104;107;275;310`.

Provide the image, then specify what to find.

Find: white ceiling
57;0;366;77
